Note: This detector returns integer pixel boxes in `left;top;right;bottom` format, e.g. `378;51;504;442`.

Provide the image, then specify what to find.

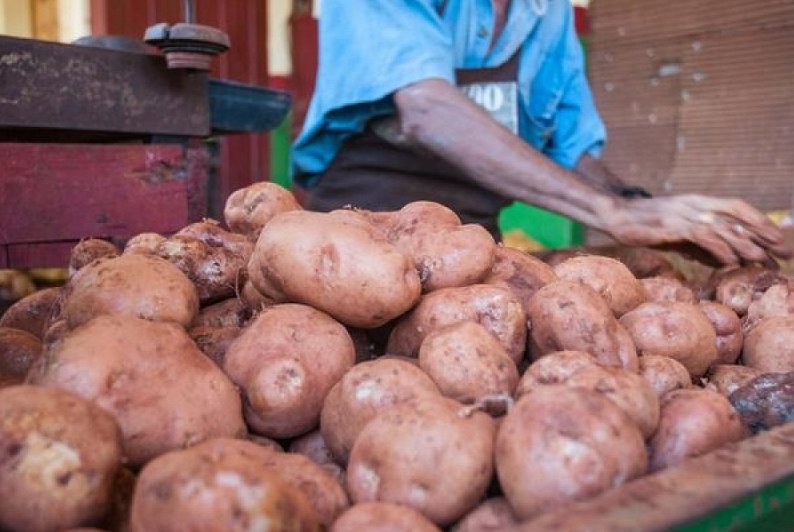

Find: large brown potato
745;281;794;331
332;502;440;532
194;297;252;329
742;316;794;373
699;301;743;365
347;396;495;526
122;232;165;255
610;247;680;279
496;386;647;520
387;284;526;363
130;438;320;532
0;327;42;386
553;256;646;317
620;302;717;377
638;355;692;397
320;357;439;464
223;181;302;239
483;246;556;314
0;287;63;338
516;350;599;392
0;385;122;532
729;372;794;433
29;315;245;466
68;239;119;277
418;321;518;403
224;304;355;438
189;325;241;367
640;277;697;304
453;497;519;532
248;210;421;328
527;280;638;371
707;364;764;397
649;388;745;471
712;266;785;316
62;253;198;329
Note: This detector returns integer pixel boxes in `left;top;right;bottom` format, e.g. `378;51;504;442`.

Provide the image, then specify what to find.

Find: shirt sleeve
545;7;607;169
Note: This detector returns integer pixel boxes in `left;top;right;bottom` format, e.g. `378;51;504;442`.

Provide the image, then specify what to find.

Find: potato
699;301;743;365
62;253;198;329
189;325;241;367
130;438;320;532
553;256;646;317
68;239;119;277
707;364;764;396
194;297;252;329
223;181;302;239
42;319;69;347
240;278;273;311
224;303;355;438
453;497;518;532
332;502;440;532
363;201;497;292
516;350;599;392
0;385;122;532
745;281;794;331
640;277;696;304
0;287;62;338
246;434;284;453
713;265;784;315
29;315;245;466
288;430;346;487
527;280;638;371
347;396;495;526
496;386;647;520
122;232;165;255
418;321;518;403
248;210;421;328
743;316;794;373
649;388;746;471
483;246;557;314
638;355;692;397
320;357;439;464
610;247;680;279
729;372;794;433
387;284;526;363
620;302;717;377
0;327;42;386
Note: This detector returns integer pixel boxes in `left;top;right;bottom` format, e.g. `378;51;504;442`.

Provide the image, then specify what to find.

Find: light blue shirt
292;0;606;186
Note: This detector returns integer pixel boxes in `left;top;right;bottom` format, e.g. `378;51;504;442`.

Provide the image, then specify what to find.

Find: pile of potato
1;182;793;531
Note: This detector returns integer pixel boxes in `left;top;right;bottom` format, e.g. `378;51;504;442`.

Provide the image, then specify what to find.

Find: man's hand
602;195;791;266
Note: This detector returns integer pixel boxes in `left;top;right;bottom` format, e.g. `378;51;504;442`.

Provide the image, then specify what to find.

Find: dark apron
304;53;520;240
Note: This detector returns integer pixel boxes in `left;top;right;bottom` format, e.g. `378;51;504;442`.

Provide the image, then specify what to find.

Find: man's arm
394;79;789;264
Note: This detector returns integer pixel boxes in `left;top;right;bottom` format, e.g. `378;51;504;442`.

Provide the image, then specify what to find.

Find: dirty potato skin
649;388;746;472
189;325;241;367
130;438;320;532
0;287;63;339
28;315;245;467
453;497;519;532
483;246;557;314
248;210;422;328
527;280;639;371
0;327;42;386
320;358;439;464
712;265;785;316
387;284;527;364
223;304;355;439
0;385;123;532
742;316;794;373
194;297;252;329
640;277;697;304
553;256;646;317
331;502;441;532
620;302;717;378
347;396;495;526
698;301;743;365
418;321;518;403
516;350;599;393
223;181;302;239
707;365;764;397
288;430;346;488
638;355;692;397
122;232;166;255
745;281;794;331
68;239;119;277
496;386;647;520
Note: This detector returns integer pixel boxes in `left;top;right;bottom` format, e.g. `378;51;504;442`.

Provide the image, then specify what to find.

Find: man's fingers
712;221;769;263
690;224;740;266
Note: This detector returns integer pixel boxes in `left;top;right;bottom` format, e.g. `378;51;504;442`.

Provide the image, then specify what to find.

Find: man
292;0;789;265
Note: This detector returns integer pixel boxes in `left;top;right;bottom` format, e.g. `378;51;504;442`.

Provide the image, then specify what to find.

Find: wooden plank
0;35;209;137
0;143;196;245
7;241;78;270
0;246;7;269
521;423;794;531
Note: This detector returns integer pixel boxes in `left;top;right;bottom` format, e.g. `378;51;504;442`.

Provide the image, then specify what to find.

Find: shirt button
478;26;489;38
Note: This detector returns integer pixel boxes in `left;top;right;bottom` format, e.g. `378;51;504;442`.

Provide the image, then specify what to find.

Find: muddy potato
0;327;42;386
743;316;794;373
745;281;794;331
729;372;794;433
347;396;495;526
62;253;198;329
0;385;123;532
29;315;245;467
620;302;717;377
713;266;784;316
223;182;302;239
699;301;743;365
247;434;284;453
130;438;320;532
122;232;166;255
0;287;63;339
611;248;680;280
553;256;646;317
249;210;421;328
320;357;439;464
638;355;692;397
194;298;252;329
453;497;519;532
707;364;764;397
640;277;697;304
650;388;746;471
527;280;638;371
516;350;599;393
189;325;241;367
289;430;346;488
483;246;557;314
240;278;274;311
419;321;518;403
387;284;526;363
68;239;119;277
224;304;355;439
496;386;647;520
332;502;440;532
